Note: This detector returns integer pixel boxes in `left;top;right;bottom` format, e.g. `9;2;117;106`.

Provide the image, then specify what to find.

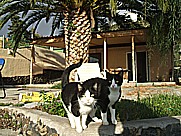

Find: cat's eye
91;94;94;97
116;81;119;83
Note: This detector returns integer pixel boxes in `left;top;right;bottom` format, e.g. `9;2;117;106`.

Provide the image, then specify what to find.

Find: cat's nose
111;84;116;88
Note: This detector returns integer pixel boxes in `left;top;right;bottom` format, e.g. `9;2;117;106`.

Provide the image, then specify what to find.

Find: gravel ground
0;129;17;136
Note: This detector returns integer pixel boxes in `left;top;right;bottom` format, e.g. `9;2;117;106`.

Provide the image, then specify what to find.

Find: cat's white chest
108;87;120;106
79;105;93;114
78;98;94;114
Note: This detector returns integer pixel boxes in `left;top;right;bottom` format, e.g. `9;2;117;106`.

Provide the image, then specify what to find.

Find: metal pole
30;45;34;84
2;35;5;48
132;35;136;82
30;31;34;84
103;38;107;78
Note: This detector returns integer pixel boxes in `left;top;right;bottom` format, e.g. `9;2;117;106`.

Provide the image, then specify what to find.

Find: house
32;28;172;83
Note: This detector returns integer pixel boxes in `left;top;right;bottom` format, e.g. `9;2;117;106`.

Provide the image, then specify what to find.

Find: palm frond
51;13;63;36
11;10;48;53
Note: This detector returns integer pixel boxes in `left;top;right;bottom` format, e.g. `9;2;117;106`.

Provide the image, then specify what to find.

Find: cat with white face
61;59;97;133
104;71;123;125
84;70;124;126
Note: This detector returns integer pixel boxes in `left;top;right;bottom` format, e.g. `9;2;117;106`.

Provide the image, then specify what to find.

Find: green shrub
51;83;62;89
140;94;181;117
39;92;66;117
116;94;181;121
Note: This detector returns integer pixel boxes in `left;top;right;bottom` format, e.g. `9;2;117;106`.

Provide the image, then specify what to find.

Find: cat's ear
93;83;98;90
118;71;123;77
78;84;83;92
117;68;123;77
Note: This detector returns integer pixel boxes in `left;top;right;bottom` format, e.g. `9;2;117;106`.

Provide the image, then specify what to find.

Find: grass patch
116;94;181;121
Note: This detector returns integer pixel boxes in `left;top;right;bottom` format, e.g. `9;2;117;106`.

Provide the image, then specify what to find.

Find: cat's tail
61;59;83;88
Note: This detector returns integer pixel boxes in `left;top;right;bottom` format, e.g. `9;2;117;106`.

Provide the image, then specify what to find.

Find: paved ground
0;86;60;104
122;85;181;100
0;83;181;104
0;129;17;136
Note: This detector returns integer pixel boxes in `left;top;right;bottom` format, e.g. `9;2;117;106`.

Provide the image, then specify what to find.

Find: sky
0;22;9;37
0;19;60;37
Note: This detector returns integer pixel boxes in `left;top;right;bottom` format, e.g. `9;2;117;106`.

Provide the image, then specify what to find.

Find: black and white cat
61;59;97;133
61;59;125;133
83;70;123;125
105;70;123;125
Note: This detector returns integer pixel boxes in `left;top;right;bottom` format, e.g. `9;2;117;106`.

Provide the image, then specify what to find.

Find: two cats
61;59;124;133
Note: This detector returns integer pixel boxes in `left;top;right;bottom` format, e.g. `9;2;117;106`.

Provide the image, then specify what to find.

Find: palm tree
0;0;117;68
146;0;180;80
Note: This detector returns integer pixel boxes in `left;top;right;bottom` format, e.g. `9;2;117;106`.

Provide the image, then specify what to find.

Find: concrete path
0;84;180;104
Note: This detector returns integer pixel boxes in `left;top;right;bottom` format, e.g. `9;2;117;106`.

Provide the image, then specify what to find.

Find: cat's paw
82;125;87;130
76;127;83;133
70;124;76;128
92;117;102;122
112;119;117;125
102;121;109;125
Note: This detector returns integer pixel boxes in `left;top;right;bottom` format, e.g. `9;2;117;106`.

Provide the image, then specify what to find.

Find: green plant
0;103;12;106
141;94;181;117
51;83;62;89
40;90;53;103
13;103;25;107
39;93;66;117
116;94;181;122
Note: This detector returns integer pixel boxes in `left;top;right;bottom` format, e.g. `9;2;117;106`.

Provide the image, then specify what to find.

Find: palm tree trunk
63;9;92;81
64;9;92;67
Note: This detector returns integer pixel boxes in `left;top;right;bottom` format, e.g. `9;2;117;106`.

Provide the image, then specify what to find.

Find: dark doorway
127;52;147;82
127;53;133;81
137;52;147;82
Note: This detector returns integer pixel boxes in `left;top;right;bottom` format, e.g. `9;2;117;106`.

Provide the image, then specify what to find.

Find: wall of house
149;49;172;81
90;45;171;82
90;45;147;69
